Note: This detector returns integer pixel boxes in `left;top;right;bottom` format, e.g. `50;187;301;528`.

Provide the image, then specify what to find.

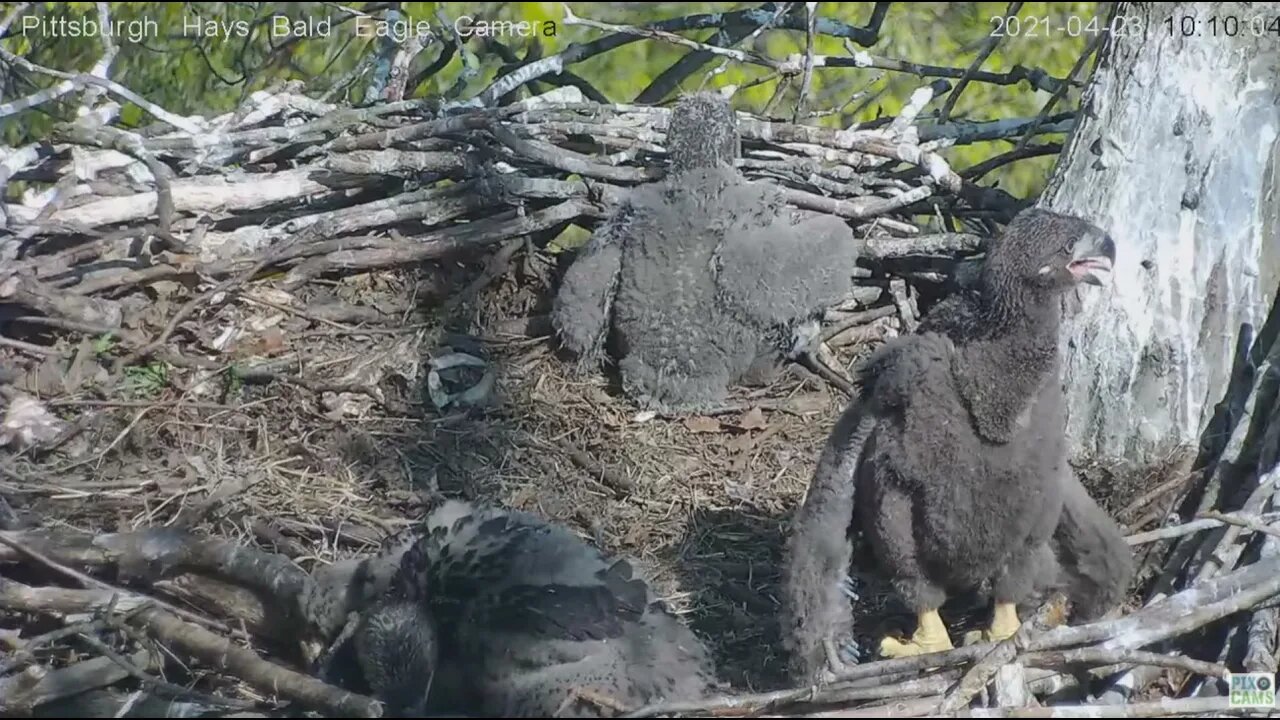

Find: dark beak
1068;230;1116;287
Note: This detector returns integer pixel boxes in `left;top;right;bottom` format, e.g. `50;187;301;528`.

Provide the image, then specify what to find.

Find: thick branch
0;574;379;717
130;607;382;718
864;233;984;259
0;649;154;715
0;273;122;327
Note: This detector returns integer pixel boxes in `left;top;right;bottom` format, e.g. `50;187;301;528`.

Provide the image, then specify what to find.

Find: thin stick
78;2;120;112
10;315;142;343
1117;468;1198;523
562;5;791;73
1011;20;1105;153
964;695;1235;718
1194;471;1280;583
1019;647;1228;678
960;143;1062;181
131;606;382;717
0;2;30;35
562;4;1066;90
46;404;161;475
793;2;819;123
622;686;823;718
517;432;636;497
0;335;55;356
0;619;107;675
821;305;898;342
0;573;381;717
1200;509;1280;540
47;399;254;411
939;602;1057;713
236;292;353;331
939;2;1023;123
1126;511;1280;545
74;631;253;710
0;79;80;119
639;4;790;105
0;649;152;714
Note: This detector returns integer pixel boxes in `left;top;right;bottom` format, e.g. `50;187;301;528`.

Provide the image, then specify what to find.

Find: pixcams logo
1229;672;1276;708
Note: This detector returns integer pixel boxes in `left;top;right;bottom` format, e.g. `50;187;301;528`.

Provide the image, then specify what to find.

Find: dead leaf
185;454;211;480
1;393;70;451
246;313;286;334
684;416;722;434
321;391;375;420
149;280;182;298
244;287;298;307
737;407;768;431
210;325;239;352
255;327;286;355
231;326;286;358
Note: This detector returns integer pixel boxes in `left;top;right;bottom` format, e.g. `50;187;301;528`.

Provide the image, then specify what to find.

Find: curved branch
0;46;202;134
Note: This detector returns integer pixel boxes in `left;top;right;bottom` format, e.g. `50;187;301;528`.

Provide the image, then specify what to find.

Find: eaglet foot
822;635;862;681
878;609;954;658
962;602;1021;646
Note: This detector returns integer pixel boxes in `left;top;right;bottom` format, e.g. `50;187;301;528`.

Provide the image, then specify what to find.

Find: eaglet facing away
303;500;718;717
779;208;1130;680
551;92;863;413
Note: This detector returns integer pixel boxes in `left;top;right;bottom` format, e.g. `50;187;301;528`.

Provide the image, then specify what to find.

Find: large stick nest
2;25;1280;719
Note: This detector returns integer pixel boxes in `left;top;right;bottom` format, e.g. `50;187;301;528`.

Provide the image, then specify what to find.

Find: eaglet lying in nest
303;500;719;717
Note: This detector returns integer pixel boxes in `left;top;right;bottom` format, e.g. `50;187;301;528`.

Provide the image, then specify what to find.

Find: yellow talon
878;609;954;658
990;602;1021;640
962;602;1021;646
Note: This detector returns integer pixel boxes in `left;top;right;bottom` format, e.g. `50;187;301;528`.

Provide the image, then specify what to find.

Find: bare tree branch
939;2;1024;122
961;143;1062;180
0;47;202;134
793;3;819;122
1012;12;1107;153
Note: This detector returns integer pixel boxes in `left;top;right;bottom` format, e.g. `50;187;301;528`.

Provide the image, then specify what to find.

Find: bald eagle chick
781;208;1120;682
551;92;863;412
340;501;719;717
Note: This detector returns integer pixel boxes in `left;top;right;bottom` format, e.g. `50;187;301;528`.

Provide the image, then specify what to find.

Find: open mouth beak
1068;256;1114;286
1069;232;1116;287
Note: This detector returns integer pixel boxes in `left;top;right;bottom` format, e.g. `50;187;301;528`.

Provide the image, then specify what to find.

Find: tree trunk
1043;1;1280;468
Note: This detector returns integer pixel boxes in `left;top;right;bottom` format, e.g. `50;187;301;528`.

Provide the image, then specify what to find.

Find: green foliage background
2;2;1102;198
